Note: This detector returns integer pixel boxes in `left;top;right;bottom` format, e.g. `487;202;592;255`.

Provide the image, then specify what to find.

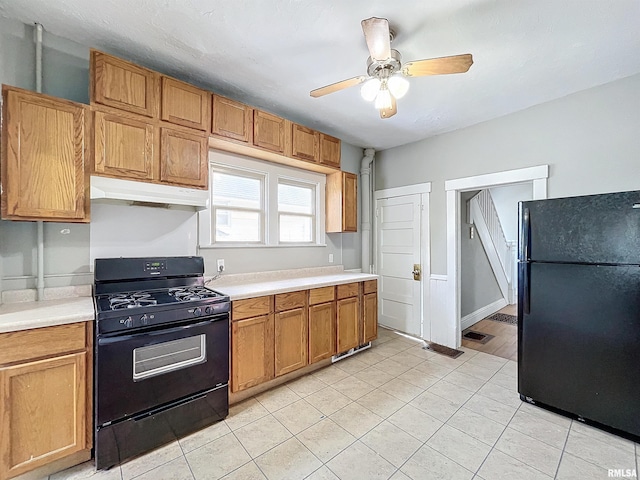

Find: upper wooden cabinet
326;171;358;233
211;95;253;143
1;86;89;222
93;109;155;181
291;124;319;163
160;77;211;131
253;110;286;154
91;50;158;118
319;133;341;169
159;126;208;188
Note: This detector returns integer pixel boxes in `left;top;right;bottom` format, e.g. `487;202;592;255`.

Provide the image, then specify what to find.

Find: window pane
278;183;313;214
213;172;261;209
215;209;261;242
279;214;313;242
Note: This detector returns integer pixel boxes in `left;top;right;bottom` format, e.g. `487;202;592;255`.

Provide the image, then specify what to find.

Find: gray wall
460;192;502;317
376;73;640;274
489;183;532;242
0;18;364;295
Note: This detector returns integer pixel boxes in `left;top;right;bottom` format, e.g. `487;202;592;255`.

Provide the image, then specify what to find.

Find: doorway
443;165;549;349
374;184;430;339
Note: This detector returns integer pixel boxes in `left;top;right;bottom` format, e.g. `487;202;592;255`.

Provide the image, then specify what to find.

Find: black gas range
93;256;230;470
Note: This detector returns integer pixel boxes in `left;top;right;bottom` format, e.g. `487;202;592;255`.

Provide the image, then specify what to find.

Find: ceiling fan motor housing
367;49;402;79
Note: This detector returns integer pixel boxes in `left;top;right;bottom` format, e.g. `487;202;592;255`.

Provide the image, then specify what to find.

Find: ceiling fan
310;17;473;119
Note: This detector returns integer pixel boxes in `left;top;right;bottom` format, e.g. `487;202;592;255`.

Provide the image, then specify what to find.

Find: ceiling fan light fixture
361;78;381;102
374;84;393;110
388;74;410;99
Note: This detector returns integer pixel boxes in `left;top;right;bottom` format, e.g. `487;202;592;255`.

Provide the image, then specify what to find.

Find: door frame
443;165;549;348
373;182;431;338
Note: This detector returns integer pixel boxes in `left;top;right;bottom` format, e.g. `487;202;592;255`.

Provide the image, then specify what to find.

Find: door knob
412;264;421;281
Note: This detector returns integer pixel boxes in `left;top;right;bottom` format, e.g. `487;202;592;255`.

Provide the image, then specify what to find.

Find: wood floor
461;304;517;361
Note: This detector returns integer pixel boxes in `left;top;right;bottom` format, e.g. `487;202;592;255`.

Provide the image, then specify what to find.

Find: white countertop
216;272;378;300
0;297;95;334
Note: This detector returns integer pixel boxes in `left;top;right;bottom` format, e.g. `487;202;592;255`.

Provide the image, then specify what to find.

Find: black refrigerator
518;190;640;438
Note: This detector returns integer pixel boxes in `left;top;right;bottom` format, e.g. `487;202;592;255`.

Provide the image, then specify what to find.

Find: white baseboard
461;298;508;331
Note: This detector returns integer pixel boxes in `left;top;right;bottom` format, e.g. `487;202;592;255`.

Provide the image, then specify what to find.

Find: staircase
469;190;516;304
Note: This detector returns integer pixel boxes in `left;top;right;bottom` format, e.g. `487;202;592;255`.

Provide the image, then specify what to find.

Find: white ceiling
1;0;639;150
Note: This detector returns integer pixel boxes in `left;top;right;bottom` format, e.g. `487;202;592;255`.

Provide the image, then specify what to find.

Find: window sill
199;243;328;249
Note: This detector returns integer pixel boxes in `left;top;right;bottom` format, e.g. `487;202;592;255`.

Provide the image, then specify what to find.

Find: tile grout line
552;418;573;480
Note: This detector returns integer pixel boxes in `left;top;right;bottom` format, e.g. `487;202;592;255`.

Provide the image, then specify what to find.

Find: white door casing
374;183;431;338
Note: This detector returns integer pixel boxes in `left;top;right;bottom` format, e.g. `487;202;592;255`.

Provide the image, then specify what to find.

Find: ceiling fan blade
361;17;391;61
403;54;473;77
379;96;397;119
310;76;367;98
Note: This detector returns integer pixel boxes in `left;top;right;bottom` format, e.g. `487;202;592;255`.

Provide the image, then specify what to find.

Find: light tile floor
51;328;639;480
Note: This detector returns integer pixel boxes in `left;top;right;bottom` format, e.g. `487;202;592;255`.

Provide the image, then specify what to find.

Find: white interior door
376;194;422;336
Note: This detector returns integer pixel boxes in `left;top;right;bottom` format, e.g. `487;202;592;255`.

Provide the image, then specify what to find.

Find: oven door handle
97;317;223;345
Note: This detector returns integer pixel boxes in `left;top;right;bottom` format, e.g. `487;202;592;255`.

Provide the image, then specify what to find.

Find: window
211;169;264;243
200;152;325;247
278;181;315;243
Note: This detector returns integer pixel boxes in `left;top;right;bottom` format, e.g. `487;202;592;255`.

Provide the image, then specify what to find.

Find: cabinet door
291;124;319;163
159;127;208;188
1;87;88;222
94;110;155;180
336;297;359;353
91;50;158;118
0;353;86;479
342;172;358;232
231;315;274;392
326;172;357;233
212;95;253;143
362;292;378;344
253;110;286;153
274;308;308;376
161;77;211;131
319;133;341;169
309;302;336;363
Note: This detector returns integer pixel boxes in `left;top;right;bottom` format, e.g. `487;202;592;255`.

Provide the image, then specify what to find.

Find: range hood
90;176;209;208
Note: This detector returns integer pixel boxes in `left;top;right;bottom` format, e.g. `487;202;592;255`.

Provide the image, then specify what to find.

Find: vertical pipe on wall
360;148;375;273
35;23;45;301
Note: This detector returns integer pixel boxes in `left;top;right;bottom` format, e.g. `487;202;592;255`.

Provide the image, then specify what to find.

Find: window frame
199;151;326;248
277;178;317;244
210;165;266;245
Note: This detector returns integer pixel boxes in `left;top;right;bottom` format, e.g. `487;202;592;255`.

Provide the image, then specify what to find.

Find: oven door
96;314;229;426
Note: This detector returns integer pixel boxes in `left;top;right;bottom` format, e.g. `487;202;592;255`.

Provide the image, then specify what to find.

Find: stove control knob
193;307;202;317
140;314;148;325
124;316;133;328
205;306;212;315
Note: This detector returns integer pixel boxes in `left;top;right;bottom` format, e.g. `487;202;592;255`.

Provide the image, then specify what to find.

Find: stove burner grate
109;293;158;310
169;286;219;302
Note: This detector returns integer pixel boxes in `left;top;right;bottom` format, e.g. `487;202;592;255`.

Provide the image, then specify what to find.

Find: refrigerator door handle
523;262;531;314
522;207;530;261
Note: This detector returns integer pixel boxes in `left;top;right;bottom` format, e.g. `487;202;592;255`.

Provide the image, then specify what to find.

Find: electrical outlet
217;259;225;272
329;254;334;263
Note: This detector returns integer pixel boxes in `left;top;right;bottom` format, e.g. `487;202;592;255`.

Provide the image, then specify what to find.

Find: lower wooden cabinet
0;323;91;480
274;308;308;376
231;314;274;392
336;296;359;353
362;292;378;344
308;302;336;363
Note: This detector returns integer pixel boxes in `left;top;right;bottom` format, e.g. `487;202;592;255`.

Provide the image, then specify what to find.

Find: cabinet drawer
309;286;335;305
336;282;359;300
275;291;307;312
0;323;87;365
363;280;377;295
232;296;273;321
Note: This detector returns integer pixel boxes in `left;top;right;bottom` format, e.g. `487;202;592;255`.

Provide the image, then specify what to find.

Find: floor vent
332;342;371;363
487;313;518;325
463;330;495;344
423;342;464;359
